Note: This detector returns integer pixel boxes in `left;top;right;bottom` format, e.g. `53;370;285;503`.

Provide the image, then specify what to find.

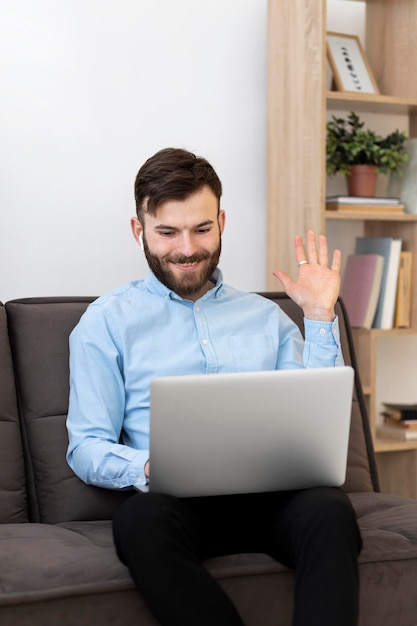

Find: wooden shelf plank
326;91;417;115
325;210;417;221
375;438;417;453
352;327;417;338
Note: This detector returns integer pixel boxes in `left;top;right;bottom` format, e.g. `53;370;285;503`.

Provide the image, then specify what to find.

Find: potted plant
326;111;409;196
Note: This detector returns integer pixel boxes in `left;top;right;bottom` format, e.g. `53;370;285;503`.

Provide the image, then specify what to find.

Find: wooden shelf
374;438;417;453
268;0;417;498
327;91;417;115
325;210;417;221
354;327;417;338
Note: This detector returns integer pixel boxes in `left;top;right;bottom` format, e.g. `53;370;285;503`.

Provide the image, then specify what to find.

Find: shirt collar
144;268;224;301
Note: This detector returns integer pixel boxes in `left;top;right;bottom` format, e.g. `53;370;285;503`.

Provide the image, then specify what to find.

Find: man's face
132;185;225;301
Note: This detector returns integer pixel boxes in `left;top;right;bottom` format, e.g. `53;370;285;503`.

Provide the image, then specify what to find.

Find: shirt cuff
107;448;150;490
303;316;340;346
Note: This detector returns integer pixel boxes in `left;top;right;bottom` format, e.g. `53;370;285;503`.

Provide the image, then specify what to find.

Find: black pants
113;487;362;626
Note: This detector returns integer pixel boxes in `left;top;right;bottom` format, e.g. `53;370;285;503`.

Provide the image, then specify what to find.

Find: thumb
272;269;292;291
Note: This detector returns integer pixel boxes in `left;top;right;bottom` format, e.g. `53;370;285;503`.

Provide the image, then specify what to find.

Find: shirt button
202;339;209;345
195;306;200;313
319;328;326;335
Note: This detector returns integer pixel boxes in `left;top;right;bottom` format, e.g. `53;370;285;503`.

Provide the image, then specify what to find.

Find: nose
176;232;198;257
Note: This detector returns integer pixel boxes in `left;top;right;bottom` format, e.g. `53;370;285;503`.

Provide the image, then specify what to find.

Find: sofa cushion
6;298;130;524
1;493;417;626
351;492;417;624
0;304;27;522
0;520;290;626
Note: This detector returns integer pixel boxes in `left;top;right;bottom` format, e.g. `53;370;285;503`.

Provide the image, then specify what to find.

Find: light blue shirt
66;269;343;490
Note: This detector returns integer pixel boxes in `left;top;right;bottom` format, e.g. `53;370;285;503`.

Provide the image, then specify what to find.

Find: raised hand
272;230;341;321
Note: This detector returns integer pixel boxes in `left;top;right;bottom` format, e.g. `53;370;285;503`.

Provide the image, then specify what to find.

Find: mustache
166;251;211;264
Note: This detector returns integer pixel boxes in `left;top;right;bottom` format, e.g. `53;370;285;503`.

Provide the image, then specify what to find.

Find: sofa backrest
5;293;379;524
0;304;28;522
5;297;130;524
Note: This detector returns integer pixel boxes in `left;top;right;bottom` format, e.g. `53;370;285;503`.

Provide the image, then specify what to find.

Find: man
66;147;362;626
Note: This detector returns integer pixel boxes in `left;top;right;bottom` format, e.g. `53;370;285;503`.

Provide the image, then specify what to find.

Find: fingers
294;235;307;264
317;233;329;266
272;268;290;289
331;248;342;274
306;230;319;265
295;231;318;265
296;230;340;271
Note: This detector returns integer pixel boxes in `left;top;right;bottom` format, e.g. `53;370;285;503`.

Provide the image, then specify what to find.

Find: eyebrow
154;220;215;232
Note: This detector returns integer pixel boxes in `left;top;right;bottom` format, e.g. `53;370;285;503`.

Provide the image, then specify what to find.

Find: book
354;237;403;329
326;195;402;206
381;402;417;421
394;251;413;328
377;424;417;440
326;196;404;212
340;254;384;328
383;417;417;431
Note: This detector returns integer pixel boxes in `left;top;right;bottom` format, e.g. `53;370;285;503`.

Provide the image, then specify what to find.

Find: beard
143;238;222;299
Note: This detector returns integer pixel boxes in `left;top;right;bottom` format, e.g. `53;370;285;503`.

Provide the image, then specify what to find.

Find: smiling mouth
176;261;199;266
172;260;201;271
169;254;209;270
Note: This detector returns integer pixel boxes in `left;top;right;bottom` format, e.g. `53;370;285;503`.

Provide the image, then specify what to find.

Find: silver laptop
149;366;354;497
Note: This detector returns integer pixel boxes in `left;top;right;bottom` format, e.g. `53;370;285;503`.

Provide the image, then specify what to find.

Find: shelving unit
267;0;417;498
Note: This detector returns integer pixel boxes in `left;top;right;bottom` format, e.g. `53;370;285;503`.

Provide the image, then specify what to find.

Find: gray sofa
1;292;417;626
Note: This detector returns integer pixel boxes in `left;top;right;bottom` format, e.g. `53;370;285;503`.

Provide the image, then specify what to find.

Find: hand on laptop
272;230;341;322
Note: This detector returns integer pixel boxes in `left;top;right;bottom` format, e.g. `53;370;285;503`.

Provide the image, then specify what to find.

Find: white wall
0;0;267;300
1;0;365;301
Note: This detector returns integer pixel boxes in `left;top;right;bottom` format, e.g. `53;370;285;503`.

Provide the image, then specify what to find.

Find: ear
218;209;226;235
130;217;143;245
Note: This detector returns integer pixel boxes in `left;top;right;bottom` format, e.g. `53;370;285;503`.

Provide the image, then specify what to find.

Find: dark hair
134;148;223;223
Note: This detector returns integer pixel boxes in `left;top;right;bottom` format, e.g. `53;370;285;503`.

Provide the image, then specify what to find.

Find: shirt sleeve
66;304;148;490
303;316;344;367
274;305;343;370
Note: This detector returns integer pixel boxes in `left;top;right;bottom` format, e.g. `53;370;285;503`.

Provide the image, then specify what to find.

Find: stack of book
326;195;404;212
377;403;417;440
340;237;412;330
